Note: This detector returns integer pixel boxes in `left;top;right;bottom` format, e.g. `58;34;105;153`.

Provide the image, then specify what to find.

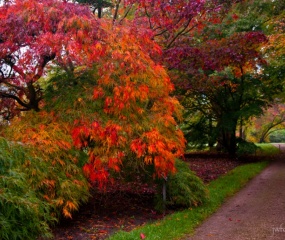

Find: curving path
184;144;285;240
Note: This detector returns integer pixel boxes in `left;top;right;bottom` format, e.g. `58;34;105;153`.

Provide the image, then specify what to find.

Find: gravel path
185;144;285;240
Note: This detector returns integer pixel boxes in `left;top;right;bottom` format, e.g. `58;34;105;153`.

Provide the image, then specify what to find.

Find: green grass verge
255;143;279;156
108;161;269;240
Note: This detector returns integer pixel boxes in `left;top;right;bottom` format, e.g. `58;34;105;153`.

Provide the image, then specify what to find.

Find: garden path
185;143;285;240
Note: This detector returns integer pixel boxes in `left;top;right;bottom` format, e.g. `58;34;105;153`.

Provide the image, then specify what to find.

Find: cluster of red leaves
71;24;185;185
0;0;106;114
72;121;124;188
0;0;104;69
165;32;268;78
124;0;206;48
130;128;185;178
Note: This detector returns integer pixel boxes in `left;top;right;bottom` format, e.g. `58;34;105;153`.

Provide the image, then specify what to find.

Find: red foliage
1;0;186;187
0;0;104;113
69;23;185;185
165;31;268;78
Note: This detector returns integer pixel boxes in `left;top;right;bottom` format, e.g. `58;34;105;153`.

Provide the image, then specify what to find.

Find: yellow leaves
95;42;102;50
55;198;64;207
58;140;72;151
72;179;84;186
49;195;81;219
265;34;285;60
65;200;78;211
57;159;66;167
40;179;56;189
63;208;72;219
23;160;31;167
147;144;156;154
31;169;37;176
144;156;153;164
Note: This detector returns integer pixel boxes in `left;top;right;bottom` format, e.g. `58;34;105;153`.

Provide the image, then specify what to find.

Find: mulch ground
51;154;263;240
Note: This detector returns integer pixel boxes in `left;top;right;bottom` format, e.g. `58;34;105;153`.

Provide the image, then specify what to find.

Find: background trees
164;0;285;154
249;104;285;143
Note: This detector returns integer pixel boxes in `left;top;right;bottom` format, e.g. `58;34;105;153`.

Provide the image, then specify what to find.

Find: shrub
3;111;90;219
0;138;54;240
0;128;91;238
155;159;208;211
269;129;285;143
237;140;259;156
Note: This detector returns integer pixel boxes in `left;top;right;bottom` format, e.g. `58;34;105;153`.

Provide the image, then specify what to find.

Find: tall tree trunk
217;117;238;156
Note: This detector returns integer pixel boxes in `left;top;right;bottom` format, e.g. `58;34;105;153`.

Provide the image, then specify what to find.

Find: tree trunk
98;7;102;18
217;117;238;156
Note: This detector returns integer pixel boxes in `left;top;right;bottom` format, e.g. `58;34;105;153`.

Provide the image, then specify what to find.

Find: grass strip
108;161;269;240
255;143;280;155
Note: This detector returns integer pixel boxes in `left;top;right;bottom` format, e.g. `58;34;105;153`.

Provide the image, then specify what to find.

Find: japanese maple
71;23;185;184
2;0;186;186
0;0;104;117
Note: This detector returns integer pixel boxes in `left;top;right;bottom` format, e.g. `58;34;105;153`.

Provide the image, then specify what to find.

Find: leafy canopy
2;0;186;186
0;0;104;117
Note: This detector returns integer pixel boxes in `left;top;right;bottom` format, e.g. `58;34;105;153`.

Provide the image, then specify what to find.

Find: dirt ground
185;144;285;240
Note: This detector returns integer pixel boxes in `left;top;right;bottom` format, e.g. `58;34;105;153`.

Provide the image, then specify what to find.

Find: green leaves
0;138;54;240
155;159;208;211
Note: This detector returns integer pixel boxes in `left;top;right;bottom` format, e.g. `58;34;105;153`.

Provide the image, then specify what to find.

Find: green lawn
255;143;280;156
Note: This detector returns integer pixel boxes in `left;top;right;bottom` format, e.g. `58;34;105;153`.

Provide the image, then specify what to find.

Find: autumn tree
249;104;285;143
2;0;186;186
160;0;284;155
71;23;185;184
0;0;104;120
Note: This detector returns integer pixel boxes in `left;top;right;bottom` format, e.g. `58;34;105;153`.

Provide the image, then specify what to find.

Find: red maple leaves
2;0;186;187
0;0;104;113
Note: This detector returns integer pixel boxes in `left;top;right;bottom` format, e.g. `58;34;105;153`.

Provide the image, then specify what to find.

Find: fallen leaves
140;232;146;239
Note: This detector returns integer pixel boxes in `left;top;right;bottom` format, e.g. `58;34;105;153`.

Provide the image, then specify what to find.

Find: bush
237;140;259;156
269;129;285;143
3;111;91;219
0;138;54;240
155;159;208;211
0;134;91;239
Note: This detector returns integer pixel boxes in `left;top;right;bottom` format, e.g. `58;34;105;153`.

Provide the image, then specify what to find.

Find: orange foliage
72;21;185;184
1;0;185;189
